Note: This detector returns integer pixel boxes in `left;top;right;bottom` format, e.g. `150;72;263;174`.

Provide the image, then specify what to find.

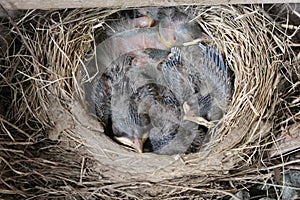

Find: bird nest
0;5;299;199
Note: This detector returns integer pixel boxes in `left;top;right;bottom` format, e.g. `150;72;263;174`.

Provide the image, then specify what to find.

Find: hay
0;4;299;199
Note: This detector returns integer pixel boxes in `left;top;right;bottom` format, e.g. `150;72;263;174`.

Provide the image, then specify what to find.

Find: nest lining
0;4;299;199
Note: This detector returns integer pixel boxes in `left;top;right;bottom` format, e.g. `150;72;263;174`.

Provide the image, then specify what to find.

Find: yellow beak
183;102;215;128
115;135;144;153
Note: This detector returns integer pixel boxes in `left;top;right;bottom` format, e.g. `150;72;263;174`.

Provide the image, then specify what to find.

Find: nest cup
1;5;298;199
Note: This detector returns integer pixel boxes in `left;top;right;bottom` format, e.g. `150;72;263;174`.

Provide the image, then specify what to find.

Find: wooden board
1;0;300;10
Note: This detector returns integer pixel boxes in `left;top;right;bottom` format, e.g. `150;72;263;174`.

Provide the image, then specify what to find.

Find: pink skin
129;50;164;68
110;17;199;68
99;15;204;68
131;52;151;67
131;16;155;28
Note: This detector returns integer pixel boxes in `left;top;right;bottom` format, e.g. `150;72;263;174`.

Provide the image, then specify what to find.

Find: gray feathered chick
147;44;233;154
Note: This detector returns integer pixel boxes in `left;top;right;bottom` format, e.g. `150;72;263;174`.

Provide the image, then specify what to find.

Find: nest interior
0;4;299;199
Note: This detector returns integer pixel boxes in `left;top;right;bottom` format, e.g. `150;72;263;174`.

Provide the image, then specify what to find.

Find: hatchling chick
180;44;233;125
144;50;201;154
97;48;179;153
149;44;233;153
92;44;232;154
92;7;206;70
163;44;233;127
112;80;183;153
158;47;195;104
107;55;151;153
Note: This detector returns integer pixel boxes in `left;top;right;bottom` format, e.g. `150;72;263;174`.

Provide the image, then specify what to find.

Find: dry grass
0;4;299;199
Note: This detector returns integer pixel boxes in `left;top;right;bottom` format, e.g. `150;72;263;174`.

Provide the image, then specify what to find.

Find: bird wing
92;72;112;125
150;121;199;155
180;44;233;121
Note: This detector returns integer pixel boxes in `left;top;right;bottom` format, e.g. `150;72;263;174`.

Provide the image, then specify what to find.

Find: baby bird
160;44;232;125
91;8;233;155
136;82;182;153
91;7;206;71
111;83;152;153
142;48;197;154
93;44;232;154
147;44;233;154
180;44;233;125
93;48;180;153
111;80;182;153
